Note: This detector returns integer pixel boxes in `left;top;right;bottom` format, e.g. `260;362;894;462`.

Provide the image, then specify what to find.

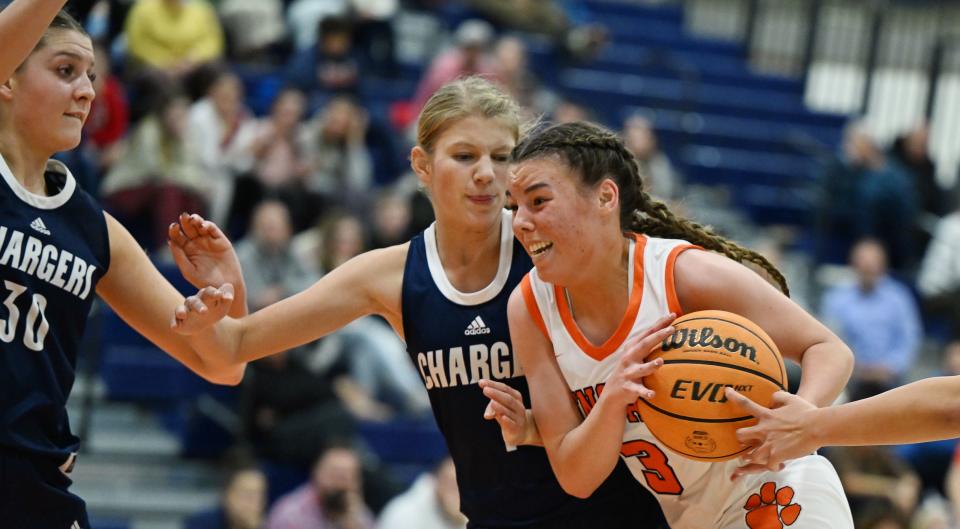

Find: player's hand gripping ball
637;310;786;461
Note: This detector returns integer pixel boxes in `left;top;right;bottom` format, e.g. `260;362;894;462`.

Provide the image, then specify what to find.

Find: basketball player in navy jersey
171;77;667;528
0;4;249;528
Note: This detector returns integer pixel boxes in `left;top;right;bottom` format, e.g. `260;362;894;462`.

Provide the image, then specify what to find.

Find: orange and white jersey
521;234;853;529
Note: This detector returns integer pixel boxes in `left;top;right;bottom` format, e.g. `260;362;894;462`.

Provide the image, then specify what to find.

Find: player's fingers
731;463;771;480
770;391;795;408
479;379;524;402
734;424;763;445
168;222;188;246
638;313;676;339
483;400;496;420
743;443;772;466
171;304;189;327
487;401;519;423
622;358;663;384
496;412;519;428
180;212;201;239
198;219;224;239
625;381;654;400
635;358;663;377
725;388;766;416
626;326;675;362
482;384;524;412
186;295;209;314
167;239;192;272
485;393;522;420
197;284;234;306
623;315;674;350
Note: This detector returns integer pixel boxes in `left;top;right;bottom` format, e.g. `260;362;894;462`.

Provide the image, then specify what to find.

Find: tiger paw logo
744;482;801;529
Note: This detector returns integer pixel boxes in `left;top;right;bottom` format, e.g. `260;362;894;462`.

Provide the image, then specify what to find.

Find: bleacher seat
98;262;236;404
358;419;447;485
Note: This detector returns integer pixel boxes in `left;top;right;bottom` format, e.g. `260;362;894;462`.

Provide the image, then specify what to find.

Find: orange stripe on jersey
554;234;647;361
520;274;550;341
665;244;702;316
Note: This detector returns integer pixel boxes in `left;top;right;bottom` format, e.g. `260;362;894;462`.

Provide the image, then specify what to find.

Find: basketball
637;310;787;462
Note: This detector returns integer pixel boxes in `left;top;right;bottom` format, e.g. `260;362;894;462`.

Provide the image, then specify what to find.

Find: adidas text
464;316;491;336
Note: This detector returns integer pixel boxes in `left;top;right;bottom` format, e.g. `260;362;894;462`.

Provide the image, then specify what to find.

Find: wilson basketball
637;310;786;462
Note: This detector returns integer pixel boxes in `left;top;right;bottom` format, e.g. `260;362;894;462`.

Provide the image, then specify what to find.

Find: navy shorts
0;450;89;529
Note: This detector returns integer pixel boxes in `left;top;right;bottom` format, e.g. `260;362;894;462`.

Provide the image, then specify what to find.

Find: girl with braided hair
170;78;667;529
506;120;855;529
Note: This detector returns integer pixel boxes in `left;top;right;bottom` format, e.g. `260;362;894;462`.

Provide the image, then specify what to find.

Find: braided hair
512;121;790;295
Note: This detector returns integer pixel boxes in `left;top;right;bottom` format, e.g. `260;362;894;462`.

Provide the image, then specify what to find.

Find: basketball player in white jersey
505;121;855;529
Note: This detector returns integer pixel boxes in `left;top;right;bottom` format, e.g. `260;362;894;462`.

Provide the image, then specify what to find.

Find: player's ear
0;78;15;101
411;146;432;188
597;178;619;216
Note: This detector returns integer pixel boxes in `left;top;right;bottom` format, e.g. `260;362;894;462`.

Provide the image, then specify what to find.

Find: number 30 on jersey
1;280;50;351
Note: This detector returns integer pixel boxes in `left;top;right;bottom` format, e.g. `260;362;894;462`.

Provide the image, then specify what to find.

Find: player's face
419;115;514;229
3;30;96;154
510;156;600;284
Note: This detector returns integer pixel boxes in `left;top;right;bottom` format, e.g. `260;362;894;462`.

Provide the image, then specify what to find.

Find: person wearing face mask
266;443;375;529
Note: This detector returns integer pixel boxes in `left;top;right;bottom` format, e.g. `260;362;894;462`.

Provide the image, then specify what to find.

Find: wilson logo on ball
661;327;758;364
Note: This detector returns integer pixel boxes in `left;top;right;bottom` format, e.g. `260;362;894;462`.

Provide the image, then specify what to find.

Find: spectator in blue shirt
821;238;922;400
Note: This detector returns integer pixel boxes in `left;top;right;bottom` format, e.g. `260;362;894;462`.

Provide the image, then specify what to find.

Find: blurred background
9;0;960;527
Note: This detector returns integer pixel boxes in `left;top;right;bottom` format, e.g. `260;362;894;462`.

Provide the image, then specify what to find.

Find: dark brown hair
11;9;88;72
36;10;87;49
512;121;789;295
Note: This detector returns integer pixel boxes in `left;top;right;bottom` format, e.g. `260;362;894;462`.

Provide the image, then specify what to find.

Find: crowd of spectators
40;0;960;528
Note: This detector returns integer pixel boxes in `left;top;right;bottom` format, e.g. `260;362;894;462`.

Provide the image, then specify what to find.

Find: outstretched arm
171;240;408;367
727;377;960;476
0;0;67;83
508;288;672;498
168;213;248;318
98;213;244;385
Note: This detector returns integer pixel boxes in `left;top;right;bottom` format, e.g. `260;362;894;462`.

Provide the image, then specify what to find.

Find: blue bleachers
359;419;447;485
631;107;841;155
560;68;844;128
540;0;851;228
593;15;744;58
583;0;685;24
98;262;238;409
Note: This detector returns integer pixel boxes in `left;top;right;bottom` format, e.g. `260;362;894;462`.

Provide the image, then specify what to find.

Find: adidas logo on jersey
464;316;491;336
70;522;81;529
30;217;50;236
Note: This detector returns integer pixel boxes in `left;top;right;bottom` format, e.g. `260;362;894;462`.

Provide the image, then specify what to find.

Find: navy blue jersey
402;211;663;528
0;156;109;461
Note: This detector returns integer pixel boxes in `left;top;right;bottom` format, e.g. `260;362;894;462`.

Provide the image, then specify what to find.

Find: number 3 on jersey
1;280;50;351
621;440;684;495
